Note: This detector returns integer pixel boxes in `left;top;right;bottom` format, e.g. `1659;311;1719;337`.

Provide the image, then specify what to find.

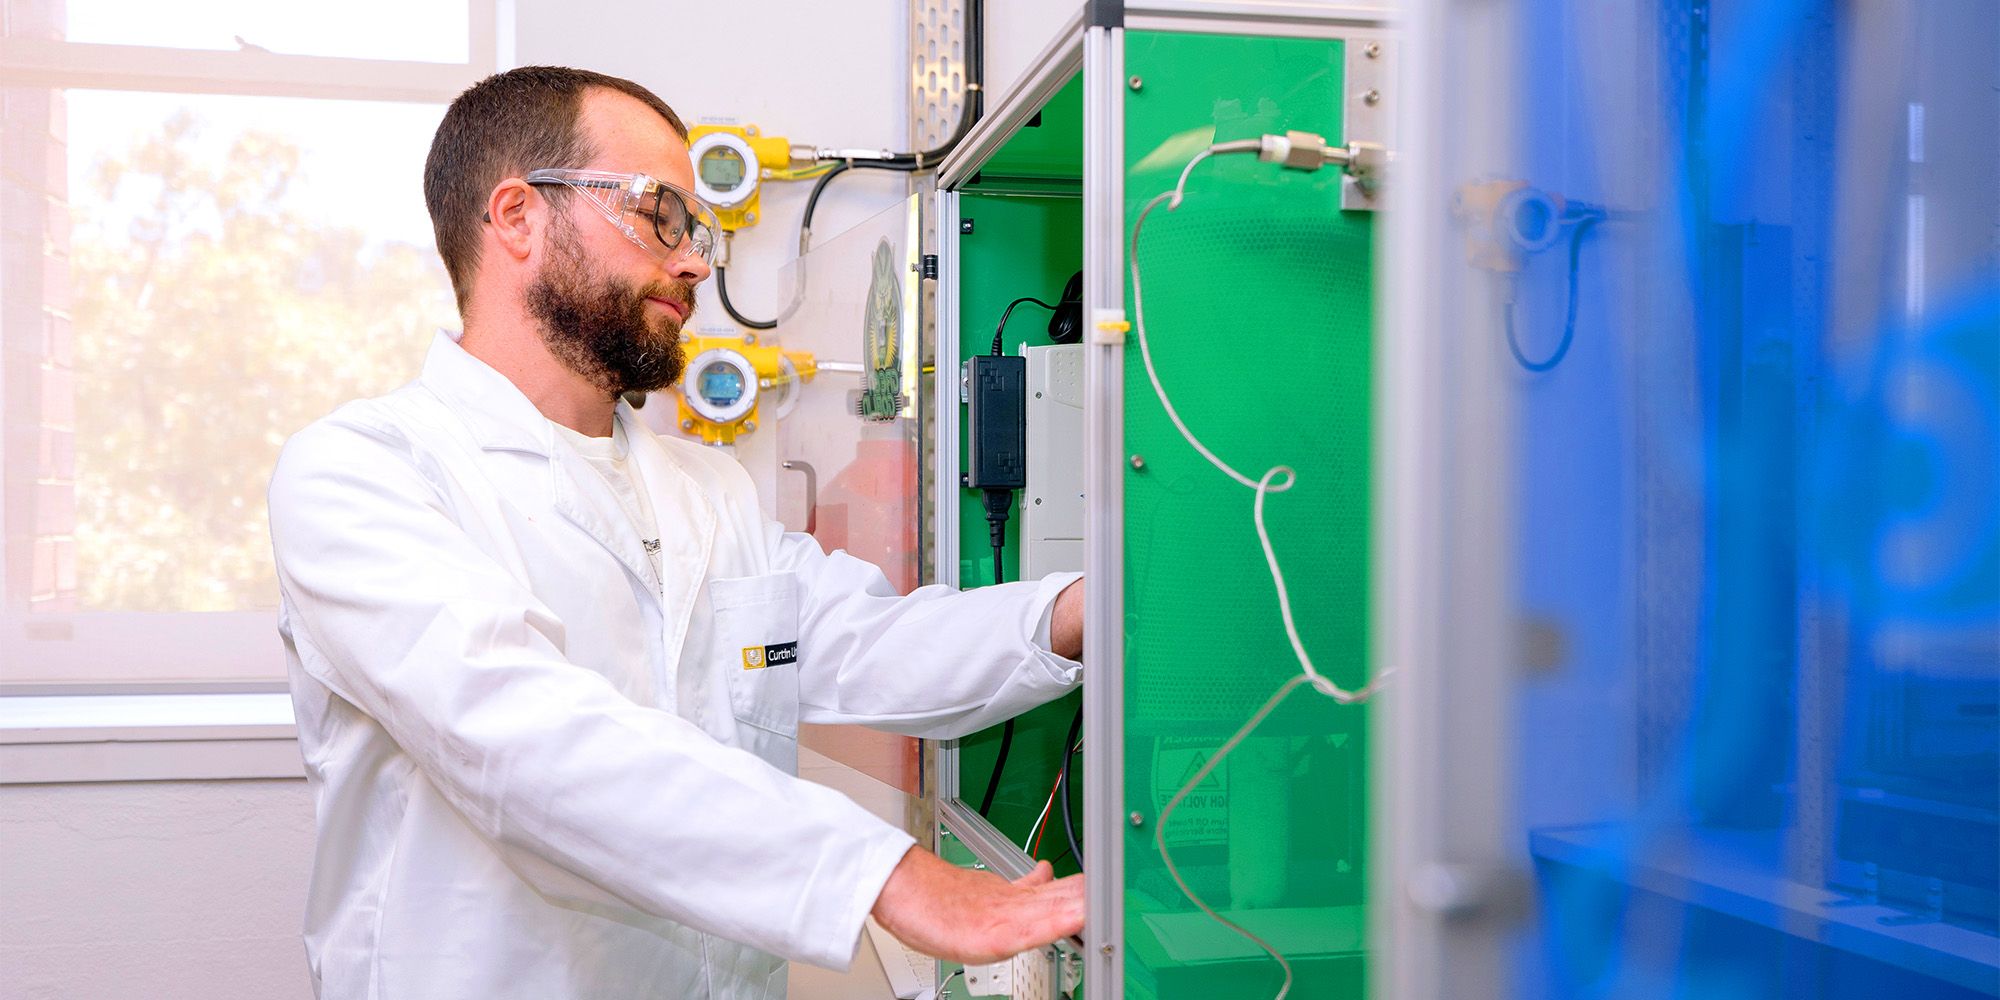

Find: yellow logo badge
741;646;767;670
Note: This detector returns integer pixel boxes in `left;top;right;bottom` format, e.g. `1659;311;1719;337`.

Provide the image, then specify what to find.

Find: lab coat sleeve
771;527;1082;738
269;413;913;970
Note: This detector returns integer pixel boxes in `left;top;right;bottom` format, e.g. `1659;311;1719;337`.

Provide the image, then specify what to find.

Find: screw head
1363;89;1382;106
1129;454;1146;470
745;211;757;224
681;419;695;430
743;420;757;433
1034;497;1043;505
743;333;757;345
1129;811;1145;827
959;218;975;234
1128;75;1143;91
1365;42;1382;59
1100;944;1116;956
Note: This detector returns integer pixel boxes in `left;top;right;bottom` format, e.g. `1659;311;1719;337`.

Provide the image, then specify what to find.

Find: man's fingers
1012;861;1055;887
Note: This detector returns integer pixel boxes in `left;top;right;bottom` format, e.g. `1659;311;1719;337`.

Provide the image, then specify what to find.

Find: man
267;66;1085;999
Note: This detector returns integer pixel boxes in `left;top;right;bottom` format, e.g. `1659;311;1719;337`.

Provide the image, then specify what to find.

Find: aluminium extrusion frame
929;4;1396;997
1374;0;1524;998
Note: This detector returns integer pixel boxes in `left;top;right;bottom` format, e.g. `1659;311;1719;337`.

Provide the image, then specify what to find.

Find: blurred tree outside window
1;0;490;687
70;107;452;613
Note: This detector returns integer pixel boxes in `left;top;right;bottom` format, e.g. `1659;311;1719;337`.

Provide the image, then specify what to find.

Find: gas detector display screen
700;366;744;405
700;147;746;189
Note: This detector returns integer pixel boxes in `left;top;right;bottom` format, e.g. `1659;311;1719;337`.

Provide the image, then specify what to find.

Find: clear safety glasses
524;168;720;265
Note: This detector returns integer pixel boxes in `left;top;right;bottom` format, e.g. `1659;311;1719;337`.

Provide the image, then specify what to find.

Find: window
1;1;497;688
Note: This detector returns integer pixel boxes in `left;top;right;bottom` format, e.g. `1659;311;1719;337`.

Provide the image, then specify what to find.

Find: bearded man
267;65;1085;1000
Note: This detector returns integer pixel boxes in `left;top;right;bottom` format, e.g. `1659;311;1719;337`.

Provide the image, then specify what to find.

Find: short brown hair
424;66;689;310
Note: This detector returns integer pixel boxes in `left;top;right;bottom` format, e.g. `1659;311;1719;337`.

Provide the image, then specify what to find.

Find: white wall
514;0;916;508
0;780;317;1000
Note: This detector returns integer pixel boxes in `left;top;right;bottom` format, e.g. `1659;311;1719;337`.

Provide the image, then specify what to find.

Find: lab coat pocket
710;571;802;736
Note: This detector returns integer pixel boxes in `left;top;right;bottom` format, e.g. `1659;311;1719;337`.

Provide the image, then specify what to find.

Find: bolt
1128;75;1143;91
1129;811;1145;827
960;218;975;234
1363;89;1381;106
1365;42;1381;59
1129;454;1146;470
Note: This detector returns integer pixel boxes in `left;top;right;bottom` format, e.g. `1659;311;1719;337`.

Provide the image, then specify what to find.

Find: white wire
1020;777;1059;854
1131;142;1395;1000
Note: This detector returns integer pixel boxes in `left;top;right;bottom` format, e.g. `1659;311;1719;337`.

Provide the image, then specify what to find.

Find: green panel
966;74;1085;188
1120;31;1373;1000
953;186;1087;878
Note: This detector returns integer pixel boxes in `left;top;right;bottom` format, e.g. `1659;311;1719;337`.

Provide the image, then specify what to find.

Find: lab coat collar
418;330;562;457
418;331;716;610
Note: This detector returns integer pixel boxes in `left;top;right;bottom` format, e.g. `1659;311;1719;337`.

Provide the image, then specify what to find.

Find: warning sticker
1151;740;1230;848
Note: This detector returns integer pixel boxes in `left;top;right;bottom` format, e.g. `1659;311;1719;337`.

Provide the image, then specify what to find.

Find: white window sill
0;694;301;784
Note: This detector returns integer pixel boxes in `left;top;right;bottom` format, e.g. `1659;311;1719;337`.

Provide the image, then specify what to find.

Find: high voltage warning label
1151;740;1230;847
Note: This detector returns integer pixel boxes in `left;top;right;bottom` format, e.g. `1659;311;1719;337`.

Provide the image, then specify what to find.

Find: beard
525;217;694;397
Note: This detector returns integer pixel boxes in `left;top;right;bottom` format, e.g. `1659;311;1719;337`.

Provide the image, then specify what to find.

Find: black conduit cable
720;0;984;329
714;255;778;331
720;157;917;329
796;0;985;253
1058;703;1084;868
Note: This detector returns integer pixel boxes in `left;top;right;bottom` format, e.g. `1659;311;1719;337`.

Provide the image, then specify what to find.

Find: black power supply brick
964;354;1026;584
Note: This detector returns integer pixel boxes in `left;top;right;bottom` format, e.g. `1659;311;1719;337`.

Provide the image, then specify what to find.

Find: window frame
0;1;502;703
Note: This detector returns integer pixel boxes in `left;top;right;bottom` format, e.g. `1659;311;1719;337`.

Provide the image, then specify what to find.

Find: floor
789;747;930;1000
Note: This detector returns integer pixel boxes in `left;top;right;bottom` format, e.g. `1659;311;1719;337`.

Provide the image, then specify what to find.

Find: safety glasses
524;168;719;265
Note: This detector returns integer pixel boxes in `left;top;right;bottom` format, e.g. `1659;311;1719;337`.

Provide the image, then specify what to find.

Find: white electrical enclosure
1021;343;1084;578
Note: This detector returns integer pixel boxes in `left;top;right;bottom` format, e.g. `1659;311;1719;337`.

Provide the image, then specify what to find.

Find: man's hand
1051;578;1083;661
870;847;1084;965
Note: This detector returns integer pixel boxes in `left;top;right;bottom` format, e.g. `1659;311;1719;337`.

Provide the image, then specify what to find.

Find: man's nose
672;248;712;285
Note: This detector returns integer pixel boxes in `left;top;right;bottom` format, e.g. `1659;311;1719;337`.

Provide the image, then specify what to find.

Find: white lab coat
268;332;1081;1000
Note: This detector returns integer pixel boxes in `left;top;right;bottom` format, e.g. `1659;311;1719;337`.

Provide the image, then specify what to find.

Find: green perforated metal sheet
1119;30;1373;1000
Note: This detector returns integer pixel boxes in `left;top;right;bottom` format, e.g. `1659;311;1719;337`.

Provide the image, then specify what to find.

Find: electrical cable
976;535;1013;818
1504;214;1600;372
1057;703;1083;869
714;254;778;331
976;720;1016;820
717;0;985;329
1130;141;1395;1000
990;296;1059;356
1026;764;1065;857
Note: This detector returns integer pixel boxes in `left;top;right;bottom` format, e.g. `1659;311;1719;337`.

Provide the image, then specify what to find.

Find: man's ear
485;179;537;261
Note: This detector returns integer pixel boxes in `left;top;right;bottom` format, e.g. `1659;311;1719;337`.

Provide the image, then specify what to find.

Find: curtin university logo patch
740;641;798;670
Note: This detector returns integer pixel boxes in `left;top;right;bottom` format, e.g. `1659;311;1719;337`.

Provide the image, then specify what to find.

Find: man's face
525;89;711;398
525;211;693;396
